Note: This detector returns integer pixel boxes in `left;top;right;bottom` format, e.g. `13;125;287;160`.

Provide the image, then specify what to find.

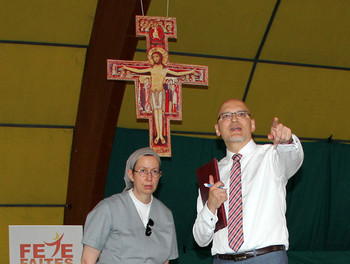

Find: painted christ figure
122;48;196;145
107;15;208;157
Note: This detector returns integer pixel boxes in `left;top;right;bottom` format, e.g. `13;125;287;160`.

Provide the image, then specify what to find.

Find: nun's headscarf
123;147;161;191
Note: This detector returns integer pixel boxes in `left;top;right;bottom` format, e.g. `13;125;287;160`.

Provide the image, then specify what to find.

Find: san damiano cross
107;16;208;157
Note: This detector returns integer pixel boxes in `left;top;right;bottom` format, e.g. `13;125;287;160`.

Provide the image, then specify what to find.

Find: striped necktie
228;153;244;251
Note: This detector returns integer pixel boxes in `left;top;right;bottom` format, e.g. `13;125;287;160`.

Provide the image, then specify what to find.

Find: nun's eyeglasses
133;169;162;178
145;218;154;236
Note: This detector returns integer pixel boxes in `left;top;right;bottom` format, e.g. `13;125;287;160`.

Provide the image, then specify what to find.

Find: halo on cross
148;47;169;65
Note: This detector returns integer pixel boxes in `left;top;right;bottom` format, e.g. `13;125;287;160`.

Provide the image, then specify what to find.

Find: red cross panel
107;16;208;157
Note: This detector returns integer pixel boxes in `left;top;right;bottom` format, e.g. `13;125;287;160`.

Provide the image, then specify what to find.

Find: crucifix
107;16;208;157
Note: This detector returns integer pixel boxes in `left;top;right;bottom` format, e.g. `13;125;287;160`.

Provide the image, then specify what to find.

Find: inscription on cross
107;16;208;157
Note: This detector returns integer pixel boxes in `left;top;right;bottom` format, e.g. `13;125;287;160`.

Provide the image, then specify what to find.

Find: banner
9;225;83;264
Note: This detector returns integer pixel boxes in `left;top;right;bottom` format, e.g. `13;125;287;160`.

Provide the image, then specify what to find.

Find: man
193;99;304;263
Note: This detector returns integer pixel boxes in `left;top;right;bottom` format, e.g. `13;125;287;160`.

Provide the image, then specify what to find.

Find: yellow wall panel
0;208;64;264
141;0;277;58
0;44;84;125
262;1;350;68
247;64;350;140
0;0;97;44
0;127;72;204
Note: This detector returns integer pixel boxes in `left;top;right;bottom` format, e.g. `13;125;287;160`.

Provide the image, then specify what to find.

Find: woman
81;147;178;264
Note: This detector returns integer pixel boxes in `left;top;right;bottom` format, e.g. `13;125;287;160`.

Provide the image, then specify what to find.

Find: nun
81;147;178;264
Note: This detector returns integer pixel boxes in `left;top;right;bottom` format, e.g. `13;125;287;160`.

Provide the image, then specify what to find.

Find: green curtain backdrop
105;127;350;264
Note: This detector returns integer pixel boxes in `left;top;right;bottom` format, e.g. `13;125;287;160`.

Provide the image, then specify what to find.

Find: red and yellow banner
9;225;82;264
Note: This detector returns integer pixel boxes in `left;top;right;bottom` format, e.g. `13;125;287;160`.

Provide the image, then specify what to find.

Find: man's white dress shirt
193;135;304;255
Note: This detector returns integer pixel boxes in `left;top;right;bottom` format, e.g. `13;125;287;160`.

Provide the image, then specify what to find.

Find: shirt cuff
202;202;218;229
277;134;300;150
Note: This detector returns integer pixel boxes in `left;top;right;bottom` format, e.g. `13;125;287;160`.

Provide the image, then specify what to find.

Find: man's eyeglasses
133;169;162;178
217;111;251;121
145;218;154;236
